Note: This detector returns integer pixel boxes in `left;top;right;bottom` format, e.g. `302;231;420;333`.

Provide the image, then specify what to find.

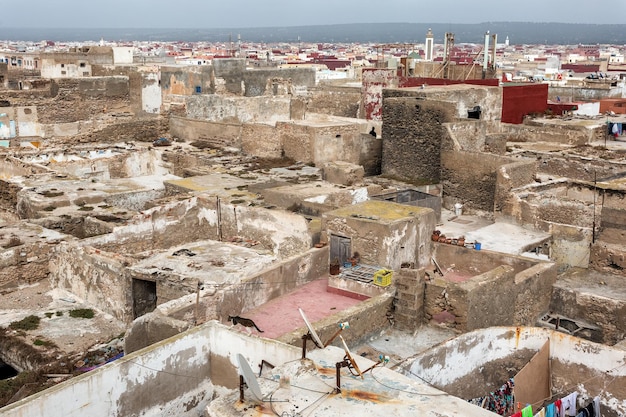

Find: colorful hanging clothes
522;404;533;417
467;378;515;416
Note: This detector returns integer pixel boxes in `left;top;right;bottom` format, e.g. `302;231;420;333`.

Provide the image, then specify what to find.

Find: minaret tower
425;28;434;61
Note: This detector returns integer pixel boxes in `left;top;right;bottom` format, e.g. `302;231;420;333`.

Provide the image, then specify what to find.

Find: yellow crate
373;269;393;287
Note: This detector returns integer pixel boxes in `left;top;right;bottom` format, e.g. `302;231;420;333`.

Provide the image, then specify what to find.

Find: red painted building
501;83;549;124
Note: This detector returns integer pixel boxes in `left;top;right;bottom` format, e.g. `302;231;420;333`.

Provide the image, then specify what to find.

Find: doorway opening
132;279;157;319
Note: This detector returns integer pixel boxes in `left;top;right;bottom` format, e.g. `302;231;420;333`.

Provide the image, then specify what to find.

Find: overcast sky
2;0;624;28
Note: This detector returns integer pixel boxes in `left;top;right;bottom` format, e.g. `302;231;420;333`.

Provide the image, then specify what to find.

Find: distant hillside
1;22;625;45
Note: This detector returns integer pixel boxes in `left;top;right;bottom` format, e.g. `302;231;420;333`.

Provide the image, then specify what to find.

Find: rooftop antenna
334;335;389;393
299;307;349;359
236;353;263;402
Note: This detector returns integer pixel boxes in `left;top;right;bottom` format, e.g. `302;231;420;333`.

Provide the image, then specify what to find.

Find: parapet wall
426;244;557;332
407;327;626;417
0;322;301;417
500;122;593;145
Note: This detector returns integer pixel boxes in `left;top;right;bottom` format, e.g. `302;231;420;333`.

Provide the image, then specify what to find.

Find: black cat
228;315;264;333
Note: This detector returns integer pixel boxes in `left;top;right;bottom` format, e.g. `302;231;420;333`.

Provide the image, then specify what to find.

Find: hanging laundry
467;378;515;415
522;404;533;417
545;402;556;417
561;391;578;416
575;397;600;417
612;123;619;138
534;408;546;417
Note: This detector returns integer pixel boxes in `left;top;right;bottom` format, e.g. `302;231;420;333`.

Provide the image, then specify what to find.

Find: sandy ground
0;278;126;355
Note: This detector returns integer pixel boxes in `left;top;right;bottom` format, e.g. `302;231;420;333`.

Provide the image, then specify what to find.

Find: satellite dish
236;353;263;401
299;307;324;348
339;335;363;378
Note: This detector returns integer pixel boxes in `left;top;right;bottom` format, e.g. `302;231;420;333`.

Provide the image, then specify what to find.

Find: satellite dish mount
236;353;264;403
299;307;348;359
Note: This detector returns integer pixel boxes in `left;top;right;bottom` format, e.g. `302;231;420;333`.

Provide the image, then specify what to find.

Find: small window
61;71;66;75
79;62;86;68
195;86;202;94
60;63;65;68
83;72;89;76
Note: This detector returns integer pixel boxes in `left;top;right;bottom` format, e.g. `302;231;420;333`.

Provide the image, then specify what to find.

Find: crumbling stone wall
0;242;54;289
393;268;426;331
426;244;557;332
515;151;626;182
442;120;488;152
501;122;593;146
88;196;219;254
241;123;282;158
307;86;362;118
0;180;21;213
359;133;382;176
36;78;130;123
550;273;626;345
243;67;315;97
71;118;168;144
382;97;453;184
494;159;538;217
441;150;515;213
49;243;133;323
169;115;241;147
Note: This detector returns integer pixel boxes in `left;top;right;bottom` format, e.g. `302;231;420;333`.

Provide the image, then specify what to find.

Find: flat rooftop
130;240;277;285
231;277;362;339
437;209;551;255
207;344;496;417
328;200;431;223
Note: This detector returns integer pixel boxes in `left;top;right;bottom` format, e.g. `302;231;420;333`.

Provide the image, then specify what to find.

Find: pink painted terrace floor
233;276;363;339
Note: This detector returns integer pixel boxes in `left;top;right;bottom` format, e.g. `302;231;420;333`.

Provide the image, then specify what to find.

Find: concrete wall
160;65;213;100
140;71;161;114
407;327;626;417
112;47;133;65
549;85;624;101
16;106;41;137
0;322;301;417
385;84;503;123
